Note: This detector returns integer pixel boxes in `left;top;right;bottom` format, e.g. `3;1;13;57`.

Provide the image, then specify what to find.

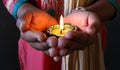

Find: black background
104;8;120;70
0;1;20;70
0;0;120;70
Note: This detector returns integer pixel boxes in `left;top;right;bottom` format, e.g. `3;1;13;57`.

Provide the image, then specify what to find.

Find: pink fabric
2;0;18;14
3;0;62;70
17;0;63;70
19;38;61;70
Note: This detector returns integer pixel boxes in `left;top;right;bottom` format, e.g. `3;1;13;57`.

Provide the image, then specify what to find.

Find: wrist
17;2;40;19
72;7;86;13
85;1;116;21
12;0;27;19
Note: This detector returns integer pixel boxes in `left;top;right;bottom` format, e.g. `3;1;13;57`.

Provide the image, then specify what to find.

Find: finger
46;36;58;48
21;31;47;42
64;31;90;43
16;18;26;32
59;48;67;56
59;48;74;56
58;37;68;48
45;48;59;57
53;56;61;62
16;12;33;32
58;37;75;55
87;13;101;35
58;37;76;49
58;37;86;50
30;42;49;50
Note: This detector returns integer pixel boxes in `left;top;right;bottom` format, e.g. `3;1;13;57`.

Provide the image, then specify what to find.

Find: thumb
86;13;101;35
16;12;32;32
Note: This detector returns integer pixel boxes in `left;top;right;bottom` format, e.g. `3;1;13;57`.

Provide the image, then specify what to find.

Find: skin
56;0;115;59
86;0;115;21
17;3;59;57
58;11;101;56
16;0;115;61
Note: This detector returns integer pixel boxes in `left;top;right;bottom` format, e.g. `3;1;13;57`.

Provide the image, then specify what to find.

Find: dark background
0;1;20;70
104;8;120;70
0;0;120;70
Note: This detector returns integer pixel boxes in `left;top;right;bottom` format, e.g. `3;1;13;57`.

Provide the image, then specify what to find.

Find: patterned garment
3;0;64;19
3;0;27;19
2;0;119;70
3;0;119;18
2;0;63;70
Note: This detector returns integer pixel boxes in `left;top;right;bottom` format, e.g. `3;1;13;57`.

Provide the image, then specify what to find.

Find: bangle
72;7;86;13
12;0;27;19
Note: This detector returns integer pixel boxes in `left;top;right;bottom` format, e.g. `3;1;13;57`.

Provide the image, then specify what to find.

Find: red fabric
17;1;64;70
19;38;61;70
118;0;120;4
101;24;107;51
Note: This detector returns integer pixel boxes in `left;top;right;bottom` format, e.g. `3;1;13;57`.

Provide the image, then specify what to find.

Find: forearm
2;0;27;19
17;2;40;18
86;0;115;21
2;0;17;14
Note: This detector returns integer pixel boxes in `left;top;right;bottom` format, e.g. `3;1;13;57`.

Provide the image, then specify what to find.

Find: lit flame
60;15;64;33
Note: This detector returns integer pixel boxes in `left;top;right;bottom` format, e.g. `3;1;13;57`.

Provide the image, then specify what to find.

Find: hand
16;10;59;58
17;10;57;32
58;11;102;56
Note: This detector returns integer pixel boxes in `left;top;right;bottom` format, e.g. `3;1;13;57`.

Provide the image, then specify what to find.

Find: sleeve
118;0;120;4
107;0;120;11
2;0;27;19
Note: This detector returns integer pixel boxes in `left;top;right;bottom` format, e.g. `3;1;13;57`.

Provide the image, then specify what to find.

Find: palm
58;11;101;56
17;10;58;32
17;10;59;58
64;11;101;35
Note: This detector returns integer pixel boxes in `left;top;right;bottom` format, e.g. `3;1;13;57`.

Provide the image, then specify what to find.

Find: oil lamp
46;15;77;37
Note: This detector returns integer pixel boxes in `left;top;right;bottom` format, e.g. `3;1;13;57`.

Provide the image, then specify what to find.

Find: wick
60;29;62;34
60;27;65;34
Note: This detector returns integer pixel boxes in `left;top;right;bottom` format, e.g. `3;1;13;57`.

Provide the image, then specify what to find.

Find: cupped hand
17;10;58;32
58;11;102;56
16;10;59;58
